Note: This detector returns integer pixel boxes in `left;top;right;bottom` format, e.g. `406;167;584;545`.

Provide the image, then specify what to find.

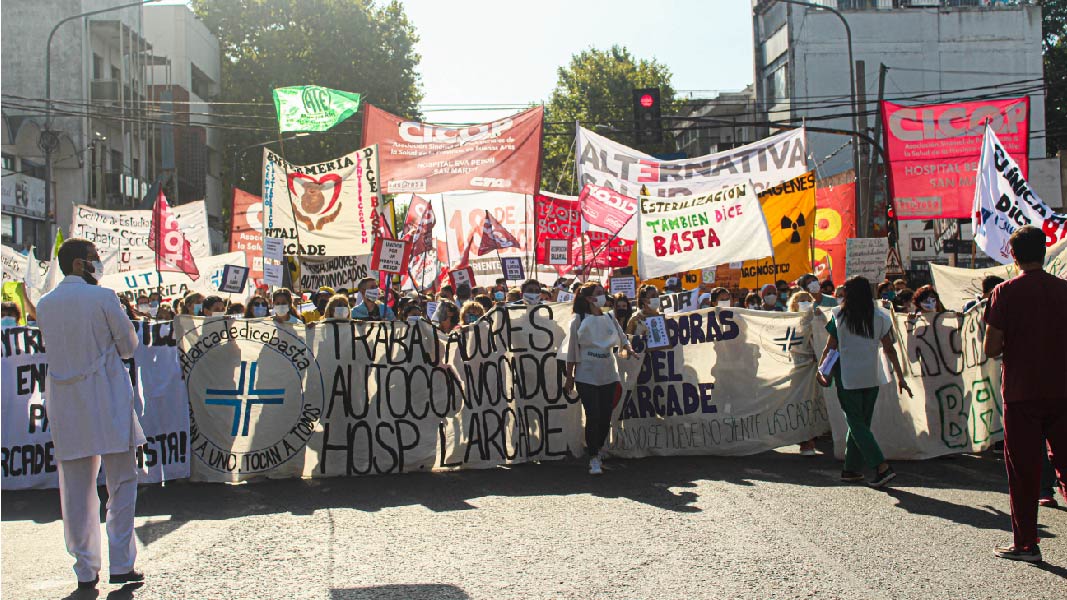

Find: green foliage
1044;0;1067;154
541;46;674;194
190;0;422;197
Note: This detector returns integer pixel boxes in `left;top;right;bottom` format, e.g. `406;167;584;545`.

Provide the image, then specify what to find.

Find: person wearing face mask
789;290;819;456
301;286;335;323
707;287;733;309
983;226;1067;563
155;304;175;321
517;278;543;306
34;238;146;590
834;285;846;306
455;283;473;306
626;284;662;336
892;288;915;314
352;277;396;321
798;273;837;308
180;291;205;316
560;282;636;475
610;293;633;329
225;303;245;317
757;284;784;312
820;279;836;298
876;280;895;303
963;275;1004;313
134;294;152;320
474;294;494;313
911;286;942;316
146;292;163;319
323;294;351;321
271;289;302;324
399;300;424;323
459;300;485;326
200;295;227;318
244;297;271;319
1;301;22;328
743;292;762;310
433;300;460;333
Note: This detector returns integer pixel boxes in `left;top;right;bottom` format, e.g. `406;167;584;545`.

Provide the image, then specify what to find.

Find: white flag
972;125;1067;264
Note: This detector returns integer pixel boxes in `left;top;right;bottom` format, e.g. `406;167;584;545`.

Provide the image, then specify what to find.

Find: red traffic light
887;205;895;220
639;93;655;108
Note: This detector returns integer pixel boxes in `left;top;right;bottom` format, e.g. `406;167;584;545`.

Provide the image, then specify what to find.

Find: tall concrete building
673;86;760;157
143;3;224;252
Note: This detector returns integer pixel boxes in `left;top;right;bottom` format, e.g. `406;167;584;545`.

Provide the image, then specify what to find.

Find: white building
673;86;761;157
752;0;1054;270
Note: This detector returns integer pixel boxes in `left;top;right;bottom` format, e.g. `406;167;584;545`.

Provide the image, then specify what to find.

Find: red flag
148;189;200;280
475;211;521;256
401;195;436;256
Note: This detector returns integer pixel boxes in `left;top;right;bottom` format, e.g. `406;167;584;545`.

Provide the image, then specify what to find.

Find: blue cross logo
774;327;803;352
205;361;286;436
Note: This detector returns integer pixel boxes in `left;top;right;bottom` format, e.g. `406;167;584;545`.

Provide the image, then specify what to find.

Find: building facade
673;86;760;157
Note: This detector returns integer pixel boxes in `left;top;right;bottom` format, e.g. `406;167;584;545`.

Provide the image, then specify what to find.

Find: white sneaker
588;457;603;475
800;448;817;457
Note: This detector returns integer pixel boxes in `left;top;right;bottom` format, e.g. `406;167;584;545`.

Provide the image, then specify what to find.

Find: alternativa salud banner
882;97;1029;220
363;105;544;196
637;182;773;279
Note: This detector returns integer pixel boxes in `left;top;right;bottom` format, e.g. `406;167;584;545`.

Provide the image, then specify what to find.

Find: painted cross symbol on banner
774;327;804;352
205;361;286;437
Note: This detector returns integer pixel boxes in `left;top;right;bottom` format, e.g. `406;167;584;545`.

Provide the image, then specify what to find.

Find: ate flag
149;189;200;280
475;211;522;256
273;86;362;133
402;195;436;256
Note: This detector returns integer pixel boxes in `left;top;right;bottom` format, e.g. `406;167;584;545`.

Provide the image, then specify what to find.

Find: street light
762;0;861;232
41;0;161;254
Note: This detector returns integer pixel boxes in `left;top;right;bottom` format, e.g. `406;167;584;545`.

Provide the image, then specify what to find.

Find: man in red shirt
984;225;1067;562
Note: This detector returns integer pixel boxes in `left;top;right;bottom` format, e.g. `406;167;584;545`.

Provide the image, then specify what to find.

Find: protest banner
1;322;190;490
972;126;1067;264
70;201;211;274
576;126;808;198
363;104;544;195
930;239;1067;311
501;257;525;281
97;251;250;303
430;191;540;286
262;146;382;257
219;265;249;294
535;193;581;266
1;245;28;282
882;97;1030;220
230;189;264;279
845;238;889;282
736;171;816;289
295;256;371;292
637;182;772;279
579;183;637;236
813;180;856;286
813;308;1003;460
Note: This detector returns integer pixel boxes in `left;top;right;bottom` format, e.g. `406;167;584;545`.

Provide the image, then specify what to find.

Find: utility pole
868;64;889;243
855;60;867;237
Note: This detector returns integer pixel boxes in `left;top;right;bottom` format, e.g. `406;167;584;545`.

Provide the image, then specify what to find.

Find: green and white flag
272;86;362;132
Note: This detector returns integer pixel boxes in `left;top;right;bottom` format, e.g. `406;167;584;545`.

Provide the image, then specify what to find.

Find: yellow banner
733;171;816;289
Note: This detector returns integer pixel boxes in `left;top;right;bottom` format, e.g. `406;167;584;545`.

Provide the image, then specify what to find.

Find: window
1;153;14;171
111;65;121;81
1;214;15;246
766;64;789;104
93;53;103;79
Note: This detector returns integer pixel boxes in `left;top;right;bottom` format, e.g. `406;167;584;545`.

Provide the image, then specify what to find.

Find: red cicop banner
362;104;544;196
881;97;1029;220
229;188;264;279
579;184;637;234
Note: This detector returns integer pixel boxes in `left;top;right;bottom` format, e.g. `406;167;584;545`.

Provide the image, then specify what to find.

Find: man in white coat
35;238;146;590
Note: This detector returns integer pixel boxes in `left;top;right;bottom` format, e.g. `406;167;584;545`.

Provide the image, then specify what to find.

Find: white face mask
137;303;150;314
408;315;422;323
806;281;821;294
364;288;381;302
835;297;844;306
333;306;350;319
717;299;731;308
593;294;606;307
523;292;541;304
647;297;661;310
764;294;778;306
798;302;813;312
149;301;160;317
921;299;938;311
273;304;290;317
747;303;760;310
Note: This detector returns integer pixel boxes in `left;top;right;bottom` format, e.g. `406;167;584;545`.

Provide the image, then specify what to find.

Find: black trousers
576;382;616;457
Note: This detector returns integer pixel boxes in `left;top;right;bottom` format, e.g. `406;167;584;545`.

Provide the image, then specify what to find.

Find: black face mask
616;309;633;323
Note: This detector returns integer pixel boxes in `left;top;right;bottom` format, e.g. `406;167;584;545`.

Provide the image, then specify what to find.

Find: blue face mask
252;305;268;318
192;303;203;316
494;291;505;301
1;316;17;328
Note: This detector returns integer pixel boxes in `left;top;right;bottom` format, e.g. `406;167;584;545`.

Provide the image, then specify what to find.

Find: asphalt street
2;443;1065;600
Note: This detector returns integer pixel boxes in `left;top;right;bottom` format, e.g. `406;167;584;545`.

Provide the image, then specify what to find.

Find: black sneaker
840;470;864;482
993;544;1043;562
77;576;98;591
868;466;896;488
109;570;145;585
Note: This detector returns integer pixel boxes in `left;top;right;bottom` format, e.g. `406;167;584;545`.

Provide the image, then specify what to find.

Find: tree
540;46;674;194
1044;0;1067;156
190;0;423;204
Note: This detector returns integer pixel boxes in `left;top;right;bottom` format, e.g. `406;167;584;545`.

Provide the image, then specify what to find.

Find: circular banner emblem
181;319;325;477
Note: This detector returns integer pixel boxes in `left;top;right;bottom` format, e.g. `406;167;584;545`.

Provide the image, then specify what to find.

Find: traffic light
632;88;662;145
886;202;898;246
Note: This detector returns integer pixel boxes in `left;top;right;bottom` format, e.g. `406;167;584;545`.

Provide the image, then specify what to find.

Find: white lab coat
36;275;145;461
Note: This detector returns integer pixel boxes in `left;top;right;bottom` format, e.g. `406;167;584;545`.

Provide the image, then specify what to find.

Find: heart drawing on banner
287;172;343;231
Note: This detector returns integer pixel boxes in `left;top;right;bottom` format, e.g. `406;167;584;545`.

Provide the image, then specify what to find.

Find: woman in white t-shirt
561;282;636;475
816;276;911;488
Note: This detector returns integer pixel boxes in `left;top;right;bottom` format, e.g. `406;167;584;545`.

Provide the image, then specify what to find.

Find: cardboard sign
609;275;637;299
845;238;890;283
501;256;525;281
263;237;285;262
370;238;411;274
547;239;569;265
425;301;439;321
449;266;475;291
556;291;574;303
218;265;250;294
263;262;285;286
644;315;670;349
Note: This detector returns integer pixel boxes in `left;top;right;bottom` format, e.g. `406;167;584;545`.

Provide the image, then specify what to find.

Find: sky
399;0;755;124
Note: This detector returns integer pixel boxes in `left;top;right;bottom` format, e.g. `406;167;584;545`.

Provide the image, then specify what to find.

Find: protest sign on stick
845;238;889;282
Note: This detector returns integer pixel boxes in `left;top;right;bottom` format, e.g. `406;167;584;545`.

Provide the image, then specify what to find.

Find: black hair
573;282;601;316
637;284;659;309
1009;225;1046;264
841;276;875;338
1;301;21;320
981;275;1005;296
202;295;226;312
57;238;94;276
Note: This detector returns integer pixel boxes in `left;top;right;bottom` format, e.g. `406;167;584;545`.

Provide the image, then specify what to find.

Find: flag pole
274;134;306;295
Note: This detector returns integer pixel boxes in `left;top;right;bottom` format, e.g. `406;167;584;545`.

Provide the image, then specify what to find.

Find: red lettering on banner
637;160;659;183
